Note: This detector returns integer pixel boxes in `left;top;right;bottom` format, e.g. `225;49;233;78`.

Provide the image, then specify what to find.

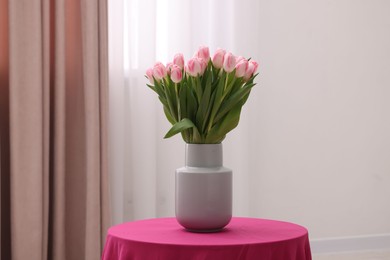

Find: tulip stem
164;82;177;122
175;83;181;121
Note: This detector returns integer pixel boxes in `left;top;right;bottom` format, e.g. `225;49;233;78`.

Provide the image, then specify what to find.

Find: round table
102;217;312;260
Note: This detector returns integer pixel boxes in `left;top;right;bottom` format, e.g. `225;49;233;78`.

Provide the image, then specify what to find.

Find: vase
175;143;232;232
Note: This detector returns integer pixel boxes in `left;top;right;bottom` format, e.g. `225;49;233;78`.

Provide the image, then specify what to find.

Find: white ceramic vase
175;143;232;232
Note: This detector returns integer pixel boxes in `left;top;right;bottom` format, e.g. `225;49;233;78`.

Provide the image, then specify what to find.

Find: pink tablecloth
102;217;312;260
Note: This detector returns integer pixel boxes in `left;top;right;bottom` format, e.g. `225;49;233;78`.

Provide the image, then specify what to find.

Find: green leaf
194;77;203;104
195;74;212;134
154;81;166;99
213;85;253;123
164;118;200;139
219;104;243;135
163;79;178;122
223;72;237;97
206;72;226;130
158;96;168;107
201;90;216;133
181;131;190;143
191;126;203;143
230;77;245;94
240;89;252;107
163;106;176;125
146;84;157;93
186;86;197;121
179;83;187;119
166;78;178;115
205;103;243;143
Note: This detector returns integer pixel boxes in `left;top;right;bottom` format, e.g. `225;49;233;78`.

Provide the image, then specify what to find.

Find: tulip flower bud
166;62;174;75
199;58;207;76
146;67;154;84
196;46;210;63
173;53;185;69
170;64;183;83
153;62;167;81
250;60;259;74
212;48;226;69
243;60;259;81
223;52;236;73
235;59;248;78
236;56;245;64
186;57;202;77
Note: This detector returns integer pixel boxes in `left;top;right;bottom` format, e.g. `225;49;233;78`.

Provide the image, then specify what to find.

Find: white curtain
108;0;262;224
108;0;390;243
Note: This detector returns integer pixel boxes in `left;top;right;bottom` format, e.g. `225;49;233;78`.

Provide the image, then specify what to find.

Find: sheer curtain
109;0;390;243
108;0;262;225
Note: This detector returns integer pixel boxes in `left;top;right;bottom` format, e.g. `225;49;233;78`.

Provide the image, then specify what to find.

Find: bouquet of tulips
146;46;259;144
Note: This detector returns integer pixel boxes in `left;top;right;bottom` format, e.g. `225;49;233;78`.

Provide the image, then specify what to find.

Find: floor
313;250;390;260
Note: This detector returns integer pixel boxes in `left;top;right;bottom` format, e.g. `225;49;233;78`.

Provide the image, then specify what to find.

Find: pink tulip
146;67;154;84
243;60;259;81
199;58;207;75
166;62;174;75
223;52;236;73
153;62;167;81
236;56;245;64
212;48;226;69
173;53;185;69
235;59;248;78
170;64;183;83
195;46;210;62
186;57;202;77
250;60;259;74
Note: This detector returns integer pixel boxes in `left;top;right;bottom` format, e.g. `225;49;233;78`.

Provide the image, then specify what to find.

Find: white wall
232;0;390;239
109;0;390;244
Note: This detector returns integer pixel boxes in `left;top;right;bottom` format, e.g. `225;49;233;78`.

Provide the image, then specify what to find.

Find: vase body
175;143;232;232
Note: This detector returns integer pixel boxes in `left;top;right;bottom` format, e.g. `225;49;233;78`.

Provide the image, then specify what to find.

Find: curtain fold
0;0;10;258
0;0;110;259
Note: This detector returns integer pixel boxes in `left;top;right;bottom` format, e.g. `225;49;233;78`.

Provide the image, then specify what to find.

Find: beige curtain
0;0;110;259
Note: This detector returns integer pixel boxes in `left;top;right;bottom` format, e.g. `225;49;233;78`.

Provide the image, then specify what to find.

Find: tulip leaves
164;118;200;139
151;62;258;144
196;73;212;132
205;102;243;144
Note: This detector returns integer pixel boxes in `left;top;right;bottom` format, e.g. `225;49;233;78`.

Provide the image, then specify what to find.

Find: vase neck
185;144;223;167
